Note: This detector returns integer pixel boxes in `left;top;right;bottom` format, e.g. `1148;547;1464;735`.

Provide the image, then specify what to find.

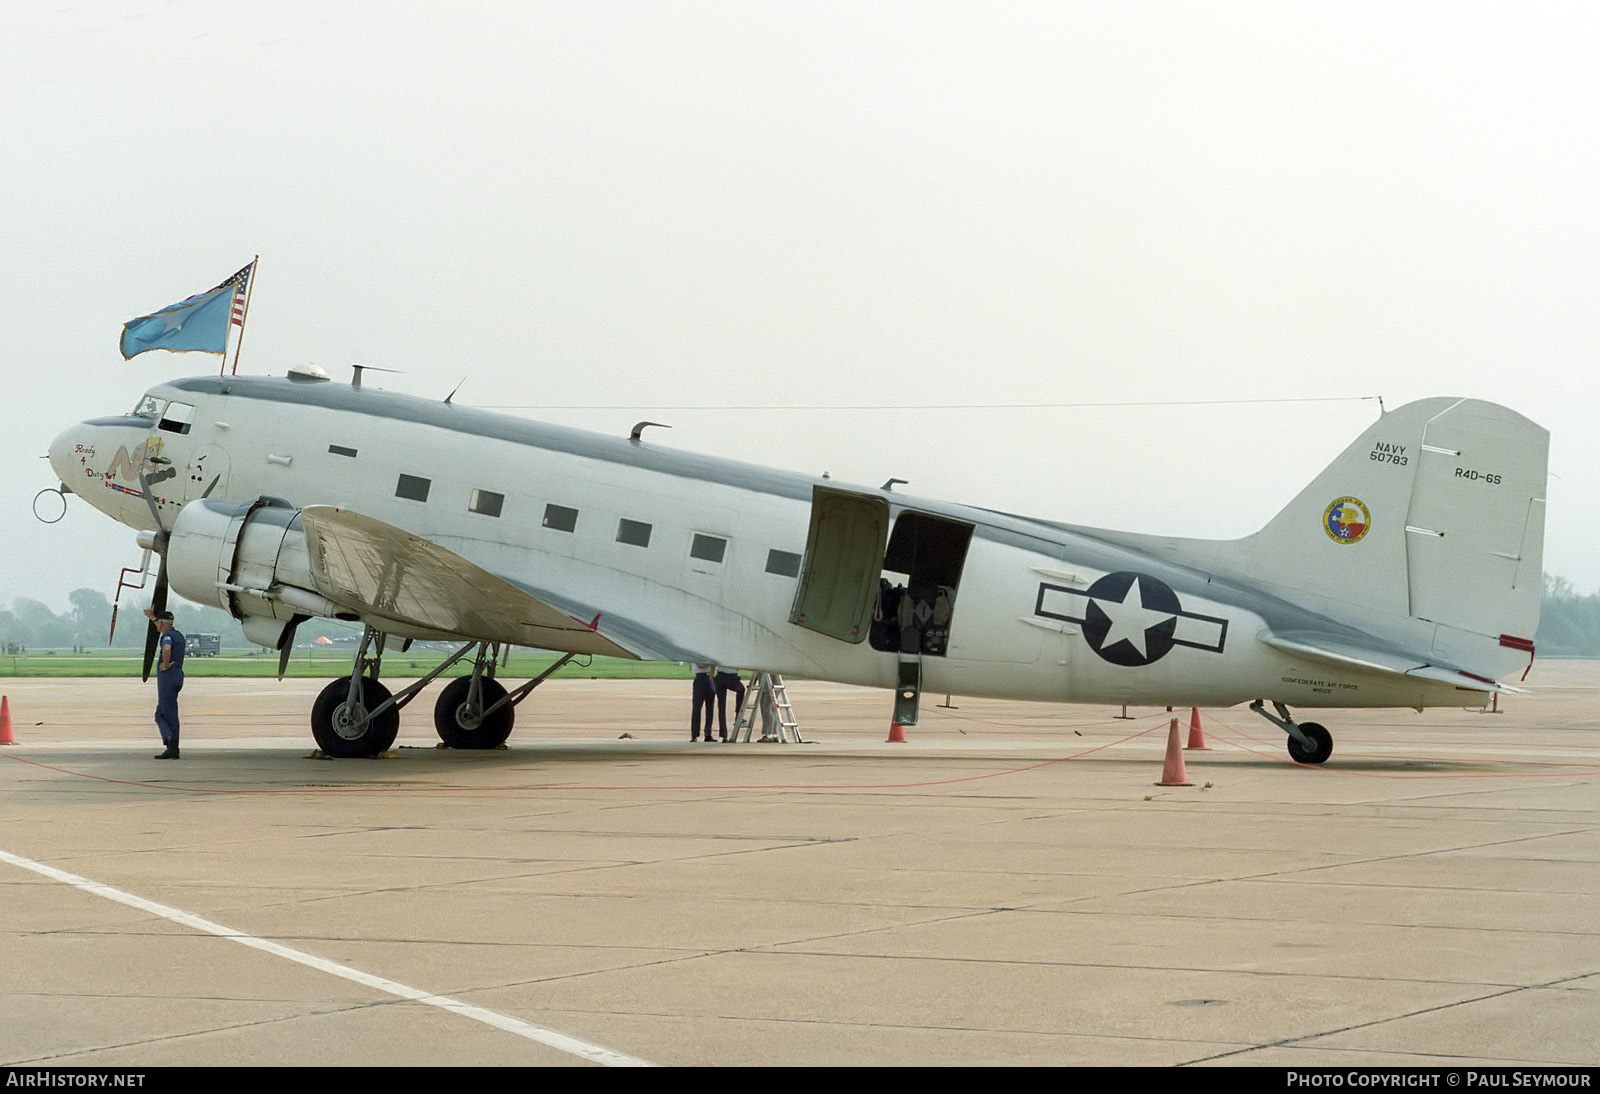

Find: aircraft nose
47;423;86;488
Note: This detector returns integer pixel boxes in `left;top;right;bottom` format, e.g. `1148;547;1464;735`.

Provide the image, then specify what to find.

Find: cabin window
543;504;579;532
766;549;801;577
469;489;504;517
329;444;358;458
617;518;652;547
395;474;431;502
158;402;195;435
690;534;727;564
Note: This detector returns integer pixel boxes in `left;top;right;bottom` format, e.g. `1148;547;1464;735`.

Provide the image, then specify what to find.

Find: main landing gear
1250;699;1334;765
310;628;401;757
309;627;576;757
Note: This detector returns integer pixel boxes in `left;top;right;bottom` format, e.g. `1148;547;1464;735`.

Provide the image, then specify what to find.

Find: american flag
215;261;254;327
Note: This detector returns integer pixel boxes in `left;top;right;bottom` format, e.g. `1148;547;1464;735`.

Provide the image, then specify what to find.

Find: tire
433;676;515;749
311;676;400;757
1287;721;1333;765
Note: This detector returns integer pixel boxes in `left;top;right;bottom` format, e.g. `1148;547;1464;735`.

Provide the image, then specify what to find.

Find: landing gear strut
308;632;579;757
1250;699;1334;765
311;627;478;757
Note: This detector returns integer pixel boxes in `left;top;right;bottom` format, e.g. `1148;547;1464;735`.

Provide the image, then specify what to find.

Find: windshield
132;395;168;420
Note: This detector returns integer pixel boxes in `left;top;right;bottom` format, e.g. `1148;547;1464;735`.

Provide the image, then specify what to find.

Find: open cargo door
788;486;890;643
872;510;974;656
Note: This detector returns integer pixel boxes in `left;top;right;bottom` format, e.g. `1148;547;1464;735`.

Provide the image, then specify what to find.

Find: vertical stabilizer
1222;398;1546;673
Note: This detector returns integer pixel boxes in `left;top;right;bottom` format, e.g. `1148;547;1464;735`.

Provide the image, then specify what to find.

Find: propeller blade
140;621;158;682
141;556;169;682
277;618;302;680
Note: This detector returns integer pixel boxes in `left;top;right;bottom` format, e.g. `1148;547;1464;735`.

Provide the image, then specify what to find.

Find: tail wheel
311;677;400;757
1287;721;1333;765
434;676;515;749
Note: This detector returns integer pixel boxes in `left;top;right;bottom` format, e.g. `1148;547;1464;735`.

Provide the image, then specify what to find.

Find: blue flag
120;263;252;360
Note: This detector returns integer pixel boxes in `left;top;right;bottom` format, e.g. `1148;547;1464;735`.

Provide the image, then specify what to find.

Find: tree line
2;577;1598;656
0;588;247;652
1533;575;1600;658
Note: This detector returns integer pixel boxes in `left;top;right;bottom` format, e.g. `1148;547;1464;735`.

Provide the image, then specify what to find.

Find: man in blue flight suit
145;608;186;759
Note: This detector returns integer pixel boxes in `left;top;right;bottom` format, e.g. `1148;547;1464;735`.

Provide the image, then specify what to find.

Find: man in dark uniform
145;607;186;759
713;667;745;742
690;662;716;741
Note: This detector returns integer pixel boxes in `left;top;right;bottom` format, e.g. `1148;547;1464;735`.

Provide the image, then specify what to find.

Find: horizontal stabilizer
300;506;641;658
1263;632;1524;695
1403;665;1525;696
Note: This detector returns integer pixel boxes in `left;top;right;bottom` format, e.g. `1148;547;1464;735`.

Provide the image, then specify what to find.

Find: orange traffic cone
1157;717;1192;786
1186;706;1210;750
887;723;907;743
0;695;14;745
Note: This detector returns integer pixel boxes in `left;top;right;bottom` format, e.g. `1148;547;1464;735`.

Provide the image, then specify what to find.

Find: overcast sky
4;1;1598;612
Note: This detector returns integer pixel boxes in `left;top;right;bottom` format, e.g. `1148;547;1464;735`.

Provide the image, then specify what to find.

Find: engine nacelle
166;498;349;649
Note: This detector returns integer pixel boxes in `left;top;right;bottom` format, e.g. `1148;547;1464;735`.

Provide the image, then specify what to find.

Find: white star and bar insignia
1034;571;1228;667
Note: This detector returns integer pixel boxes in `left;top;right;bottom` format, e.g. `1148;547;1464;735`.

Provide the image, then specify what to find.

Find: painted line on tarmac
0;847;652;1067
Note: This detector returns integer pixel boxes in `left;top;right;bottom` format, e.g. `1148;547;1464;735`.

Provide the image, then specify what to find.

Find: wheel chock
1185;707;1210;750
1157;718;1193;786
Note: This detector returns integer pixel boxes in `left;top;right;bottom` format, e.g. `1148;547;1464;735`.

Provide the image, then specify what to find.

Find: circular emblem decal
1323;497;1371;544
1080;571;1182;667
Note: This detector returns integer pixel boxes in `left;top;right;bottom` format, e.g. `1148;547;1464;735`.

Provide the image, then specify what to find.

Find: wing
299;505;641;658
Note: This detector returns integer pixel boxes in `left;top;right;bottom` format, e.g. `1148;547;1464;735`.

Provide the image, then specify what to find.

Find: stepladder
731;672;803;743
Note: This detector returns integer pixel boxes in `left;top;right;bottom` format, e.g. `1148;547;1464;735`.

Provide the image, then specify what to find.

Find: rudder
1403;399;1546;668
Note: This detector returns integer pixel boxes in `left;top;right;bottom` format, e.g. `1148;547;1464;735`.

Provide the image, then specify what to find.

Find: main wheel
433;676;515;749
1287;721;1333;765
311;677;400;757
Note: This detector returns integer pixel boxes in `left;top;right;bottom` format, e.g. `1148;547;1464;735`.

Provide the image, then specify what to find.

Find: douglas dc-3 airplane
47;367;1546;762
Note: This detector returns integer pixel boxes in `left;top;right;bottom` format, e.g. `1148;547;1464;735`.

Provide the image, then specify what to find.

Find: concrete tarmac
0;663;1596;1067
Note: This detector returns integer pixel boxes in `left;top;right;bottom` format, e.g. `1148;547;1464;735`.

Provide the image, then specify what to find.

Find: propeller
141;553;168;682
135;470;171;684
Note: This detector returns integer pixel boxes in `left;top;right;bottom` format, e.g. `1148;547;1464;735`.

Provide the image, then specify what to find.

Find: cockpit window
133;395;167;420
157;401;195;435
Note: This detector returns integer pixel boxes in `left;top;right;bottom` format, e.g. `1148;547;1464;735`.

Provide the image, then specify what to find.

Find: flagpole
230;255;260;376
